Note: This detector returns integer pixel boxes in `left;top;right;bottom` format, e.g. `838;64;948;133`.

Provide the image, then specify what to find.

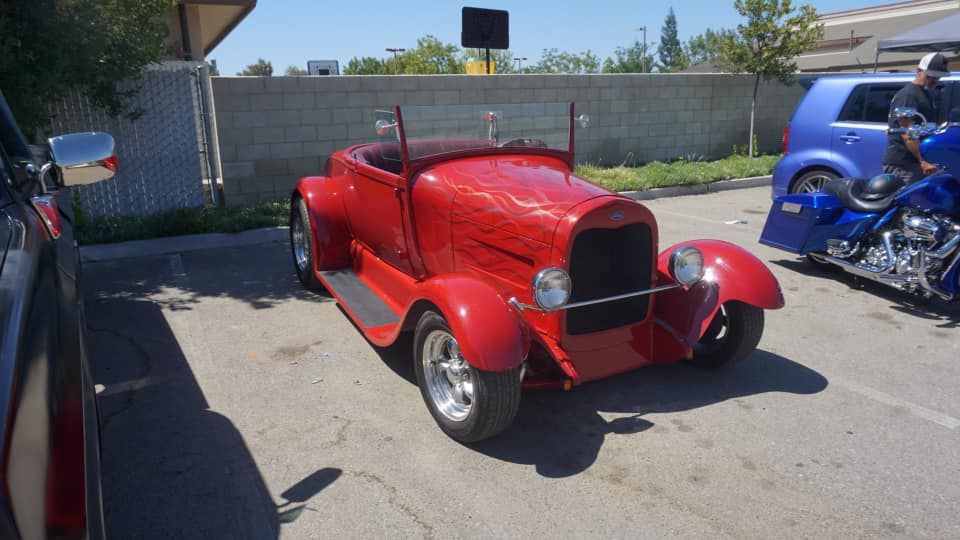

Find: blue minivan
772;72;960;197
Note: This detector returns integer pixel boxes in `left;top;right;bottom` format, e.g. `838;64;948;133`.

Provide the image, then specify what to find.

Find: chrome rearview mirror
577;113;590;128
892;107;918;120
375;119;397;137
48;132;117;186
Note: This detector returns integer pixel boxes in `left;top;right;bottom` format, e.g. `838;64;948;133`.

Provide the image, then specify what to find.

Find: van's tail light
782;123;790;154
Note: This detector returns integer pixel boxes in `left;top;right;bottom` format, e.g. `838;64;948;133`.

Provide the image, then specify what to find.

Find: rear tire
290;197;324;291
790;169;837;194
413;311;521;442
690;301;764;369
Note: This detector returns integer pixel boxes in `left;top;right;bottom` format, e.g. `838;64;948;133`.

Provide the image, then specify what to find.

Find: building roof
184;0;256;56
796;0;960;72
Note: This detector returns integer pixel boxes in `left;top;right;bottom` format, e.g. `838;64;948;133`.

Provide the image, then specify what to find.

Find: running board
319;269;400;328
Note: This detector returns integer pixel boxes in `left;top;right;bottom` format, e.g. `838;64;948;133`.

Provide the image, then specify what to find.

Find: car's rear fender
293;175;351;271
775;151;848;195
653;240;783;354
403;275;528;372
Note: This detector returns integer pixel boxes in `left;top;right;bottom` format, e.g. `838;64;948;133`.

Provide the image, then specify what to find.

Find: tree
530;48;600;74
684;28;735;66
343;56;389;75
719;0;822;156
657;8;688;72
603;40;656;73
238;58;273;76
284;65;309;76
0;0;176;133
394;35;465;74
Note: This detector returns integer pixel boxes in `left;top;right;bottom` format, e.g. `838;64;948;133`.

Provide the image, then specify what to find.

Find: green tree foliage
657;7;688;72
602;40;655;73
0;0;176;133
238;58;274;76
344;36;465;75
531;48;600;74
684;28;735;66
284;65;309;76
719;0;822;156
343;56;389;75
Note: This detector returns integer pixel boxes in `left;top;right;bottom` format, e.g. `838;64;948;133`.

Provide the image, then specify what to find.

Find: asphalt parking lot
83;186;960;539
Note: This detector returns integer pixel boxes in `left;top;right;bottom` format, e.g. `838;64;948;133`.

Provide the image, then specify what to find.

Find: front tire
413;311;521;442
690;301;764;368
290;197;324;291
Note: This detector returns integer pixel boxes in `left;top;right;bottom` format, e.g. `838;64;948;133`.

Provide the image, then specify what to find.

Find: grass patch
76;199;290;245
575;155;780;192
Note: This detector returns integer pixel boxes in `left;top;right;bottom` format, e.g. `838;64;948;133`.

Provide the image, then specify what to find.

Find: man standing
882;52;950;184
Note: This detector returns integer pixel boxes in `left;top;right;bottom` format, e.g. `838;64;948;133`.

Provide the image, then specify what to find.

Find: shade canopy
876;13;960;53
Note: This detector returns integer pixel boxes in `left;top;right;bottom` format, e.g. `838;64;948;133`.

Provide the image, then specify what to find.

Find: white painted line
831;376;960;430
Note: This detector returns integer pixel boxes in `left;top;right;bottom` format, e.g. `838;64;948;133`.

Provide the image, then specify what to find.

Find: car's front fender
408;275;528;372
653;240;783;355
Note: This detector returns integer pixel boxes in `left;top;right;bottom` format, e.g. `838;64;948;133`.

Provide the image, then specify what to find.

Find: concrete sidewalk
78;175;771;263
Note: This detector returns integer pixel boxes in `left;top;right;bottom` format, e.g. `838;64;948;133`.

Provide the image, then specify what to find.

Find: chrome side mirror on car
48;132;117;186
375;119;397;137
577;113;590;128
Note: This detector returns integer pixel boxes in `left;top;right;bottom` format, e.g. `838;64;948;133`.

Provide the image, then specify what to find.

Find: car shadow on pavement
83;241;332;312
772;258;960;328
86;297;339;538
469;350;827;478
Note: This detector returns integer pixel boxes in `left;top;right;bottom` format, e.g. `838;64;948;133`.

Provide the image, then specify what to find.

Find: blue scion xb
772;72;960;197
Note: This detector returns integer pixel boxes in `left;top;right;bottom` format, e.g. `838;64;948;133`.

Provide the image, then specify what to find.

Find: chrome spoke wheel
422;330;473;422
793;173;833;194
291;212;310;273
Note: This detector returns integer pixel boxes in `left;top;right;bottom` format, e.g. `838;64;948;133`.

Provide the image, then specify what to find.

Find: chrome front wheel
422;330;474;421
413;311;521;442
290;197;323;290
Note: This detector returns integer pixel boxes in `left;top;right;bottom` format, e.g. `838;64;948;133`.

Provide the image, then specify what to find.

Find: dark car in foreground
0;90;117;539
773;72;960;196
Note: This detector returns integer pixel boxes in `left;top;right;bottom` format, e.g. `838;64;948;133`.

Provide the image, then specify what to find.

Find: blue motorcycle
760;108;960;301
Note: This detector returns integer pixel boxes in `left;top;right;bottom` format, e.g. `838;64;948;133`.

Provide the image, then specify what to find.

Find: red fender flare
409;275;528;372
294;176;351;271
653;240;784;355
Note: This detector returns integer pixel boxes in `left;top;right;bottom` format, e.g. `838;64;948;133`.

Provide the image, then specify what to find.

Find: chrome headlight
533;267;572;310
669;246;704;286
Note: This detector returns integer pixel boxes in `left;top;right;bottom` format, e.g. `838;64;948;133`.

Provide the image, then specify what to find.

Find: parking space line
831;375;960;430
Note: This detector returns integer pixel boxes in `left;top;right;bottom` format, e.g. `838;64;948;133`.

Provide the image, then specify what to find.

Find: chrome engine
815;211;960;300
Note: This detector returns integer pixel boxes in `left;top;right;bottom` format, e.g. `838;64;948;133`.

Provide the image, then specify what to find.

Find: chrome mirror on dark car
48;132;117;186
892;106;918;119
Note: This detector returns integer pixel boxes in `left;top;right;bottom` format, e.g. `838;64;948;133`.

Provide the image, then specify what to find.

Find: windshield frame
390;102;577;176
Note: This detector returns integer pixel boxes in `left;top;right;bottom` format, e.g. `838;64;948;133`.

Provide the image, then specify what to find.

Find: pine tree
657;8;688;72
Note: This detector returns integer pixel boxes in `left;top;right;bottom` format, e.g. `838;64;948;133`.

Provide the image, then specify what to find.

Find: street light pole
635;26;647;73
514;57;527;72
385;47;406;74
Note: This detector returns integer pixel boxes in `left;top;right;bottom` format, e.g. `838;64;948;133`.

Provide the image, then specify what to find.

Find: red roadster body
290;103;783;441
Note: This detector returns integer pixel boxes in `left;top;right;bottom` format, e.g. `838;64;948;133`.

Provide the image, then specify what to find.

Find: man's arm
895;106;937;175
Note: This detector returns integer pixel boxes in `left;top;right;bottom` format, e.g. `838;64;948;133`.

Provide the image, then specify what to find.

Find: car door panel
342;162;414;275
831;83;901;178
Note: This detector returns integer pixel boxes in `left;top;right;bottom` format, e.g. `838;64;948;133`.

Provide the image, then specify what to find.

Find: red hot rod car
290;103;783;442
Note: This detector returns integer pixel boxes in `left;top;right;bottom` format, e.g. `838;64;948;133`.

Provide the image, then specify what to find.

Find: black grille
566;223;653;335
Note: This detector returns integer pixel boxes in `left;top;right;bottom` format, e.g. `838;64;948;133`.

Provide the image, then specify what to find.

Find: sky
210;0;884;75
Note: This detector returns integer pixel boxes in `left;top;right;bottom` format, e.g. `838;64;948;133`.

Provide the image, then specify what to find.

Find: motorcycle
760;107;960;301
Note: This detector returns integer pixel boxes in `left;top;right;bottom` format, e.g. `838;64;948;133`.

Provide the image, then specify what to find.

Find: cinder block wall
211;74;804;206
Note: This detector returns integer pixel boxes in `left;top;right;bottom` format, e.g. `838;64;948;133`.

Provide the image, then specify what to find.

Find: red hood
427;155;616;244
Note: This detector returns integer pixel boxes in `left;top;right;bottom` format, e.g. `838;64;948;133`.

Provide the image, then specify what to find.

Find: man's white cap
918;52;949;78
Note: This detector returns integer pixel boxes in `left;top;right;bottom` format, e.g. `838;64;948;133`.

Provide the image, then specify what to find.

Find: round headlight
670;246;704;286
533;267;572;310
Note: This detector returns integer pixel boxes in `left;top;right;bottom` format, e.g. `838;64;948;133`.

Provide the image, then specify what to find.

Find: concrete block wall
212;74;804;206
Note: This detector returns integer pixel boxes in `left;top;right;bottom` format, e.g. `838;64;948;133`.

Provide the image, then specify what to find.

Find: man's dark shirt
882;82;937;167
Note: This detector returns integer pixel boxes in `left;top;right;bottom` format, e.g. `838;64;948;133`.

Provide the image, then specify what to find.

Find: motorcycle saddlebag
760;193;847;254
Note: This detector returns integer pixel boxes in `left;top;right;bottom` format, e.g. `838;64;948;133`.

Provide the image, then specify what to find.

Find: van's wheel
290;197;324;291
690;301;764;368
413;311;521;442
790;169;837;194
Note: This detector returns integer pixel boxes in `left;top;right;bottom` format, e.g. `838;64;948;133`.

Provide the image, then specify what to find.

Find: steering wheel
500;138;548;148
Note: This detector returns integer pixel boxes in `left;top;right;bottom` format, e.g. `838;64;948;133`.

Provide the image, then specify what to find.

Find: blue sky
210;1;881;75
